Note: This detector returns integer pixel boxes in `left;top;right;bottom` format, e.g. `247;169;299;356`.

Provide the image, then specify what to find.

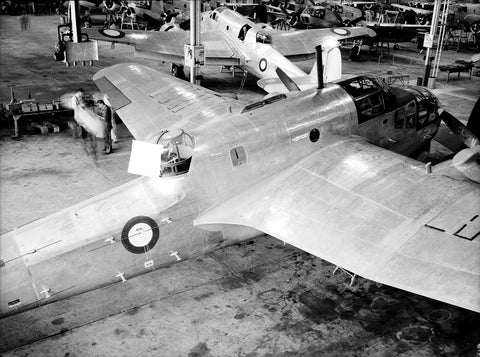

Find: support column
69;0;82;43
189;0;202;85
422;0;441;86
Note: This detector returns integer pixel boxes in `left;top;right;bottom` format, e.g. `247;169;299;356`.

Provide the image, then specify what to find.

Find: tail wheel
470;21;480;33
418;14;427;25
121;216;159;254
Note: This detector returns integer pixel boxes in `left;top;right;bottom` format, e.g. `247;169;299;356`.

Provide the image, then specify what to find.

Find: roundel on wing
121;216;159;254
330;28;351;36
99;28;126;39
259;58;268;72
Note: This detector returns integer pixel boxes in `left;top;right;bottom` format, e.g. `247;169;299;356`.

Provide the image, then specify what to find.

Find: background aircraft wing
271;27;376;60
83;28;242;66
194;138;480;312
93;63;243;140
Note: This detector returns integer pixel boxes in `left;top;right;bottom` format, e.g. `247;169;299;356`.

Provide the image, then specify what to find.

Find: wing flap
195;139;480;312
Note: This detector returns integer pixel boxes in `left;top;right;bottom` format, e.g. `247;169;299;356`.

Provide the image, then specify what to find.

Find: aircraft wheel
121;216;160;254
471;21;480;33
171;64;185;80
289;13;299;28
342;19;352;27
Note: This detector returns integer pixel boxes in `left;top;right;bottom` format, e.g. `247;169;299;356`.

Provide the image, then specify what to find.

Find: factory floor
1;14;479;357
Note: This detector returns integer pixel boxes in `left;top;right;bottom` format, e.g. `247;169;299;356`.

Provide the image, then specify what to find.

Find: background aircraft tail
258;41;343;94
308;43;342;84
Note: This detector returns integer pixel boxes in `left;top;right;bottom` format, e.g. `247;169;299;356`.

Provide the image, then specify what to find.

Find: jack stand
40;288;51;299
170;251;181;261
333;266;357;287
116;272;127;282
237;70;248;94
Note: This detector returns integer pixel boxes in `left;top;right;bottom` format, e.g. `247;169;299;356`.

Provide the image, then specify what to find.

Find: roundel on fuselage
259;58;267;72
121;216;159;254
98;28;126;39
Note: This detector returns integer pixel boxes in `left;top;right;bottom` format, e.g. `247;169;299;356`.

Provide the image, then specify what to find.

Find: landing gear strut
171;64;186;80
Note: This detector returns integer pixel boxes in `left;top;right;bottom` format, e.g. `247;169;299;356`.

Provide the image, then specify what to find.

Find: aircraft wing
93;63;243;140
271;27;376;60
83;28;242;66
361;21;431;30
194;138;480;312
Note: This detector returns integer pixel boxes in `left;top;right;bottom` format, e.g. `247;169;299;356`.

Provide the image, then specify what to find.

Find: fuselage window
314;9;325;19
238;24;251;41
356;92;385;124
394;107;406;129
416;101;436;130
256;31;272;44
406;101;416;128
230;146;247;167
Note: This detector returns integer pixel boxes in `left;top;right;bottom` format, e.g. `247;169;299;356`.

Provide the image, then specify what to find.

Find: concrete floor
1;14;480;357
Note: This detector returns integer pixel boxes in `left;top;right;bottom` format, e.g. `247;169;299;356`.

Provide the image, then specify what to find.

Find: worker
97;99;113;154
103;94;118;143
250;0;268;23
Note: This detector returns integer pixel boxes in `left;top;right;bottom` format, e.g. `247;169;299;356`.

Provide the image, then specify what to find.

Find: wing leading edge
194;138;480;312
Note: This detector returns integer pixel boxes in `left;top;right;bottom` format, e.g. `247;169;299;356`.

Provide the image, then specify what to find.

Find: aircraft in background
124;0;189;25
1;49;479;318
390;3;433;25
447;3;480;33
62;0;115;13
84;6;375;92
269;1;344;29
102;0;189;29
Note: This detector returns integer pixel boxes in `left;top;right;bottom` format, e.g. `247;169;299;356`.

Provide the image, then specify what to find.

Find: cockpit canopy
157;129;194;177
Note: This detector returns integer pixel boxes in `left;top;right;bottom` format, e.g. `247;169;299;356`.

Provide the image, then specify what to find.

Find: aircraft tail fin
308;43;342;84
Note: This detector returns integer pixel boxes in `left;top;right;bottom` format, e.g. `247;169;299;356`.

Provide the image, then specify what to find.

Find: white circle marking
104;29;122;37
333;28;348;35
128;222;153;247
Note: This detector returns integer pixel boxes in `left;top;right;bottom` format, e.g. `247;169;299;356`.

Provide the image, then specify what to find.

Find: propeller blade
279;5;290;16
439;110;479;149
275;67;300;92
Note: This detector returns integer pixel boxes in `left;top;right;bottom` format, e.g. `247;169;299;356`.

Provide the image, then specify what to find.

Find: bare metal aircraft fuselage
201;8;308;79
0;75;441;317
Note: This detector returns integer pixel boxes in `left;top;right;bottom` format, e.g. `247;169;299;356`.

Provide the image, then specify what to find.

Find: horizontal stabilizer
275;67;300;92
257;76;316;94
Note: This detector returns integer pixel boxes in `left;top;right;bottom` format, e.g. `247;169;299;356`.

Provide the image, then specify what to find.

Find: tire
121;216;159;254
470;21;480;33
